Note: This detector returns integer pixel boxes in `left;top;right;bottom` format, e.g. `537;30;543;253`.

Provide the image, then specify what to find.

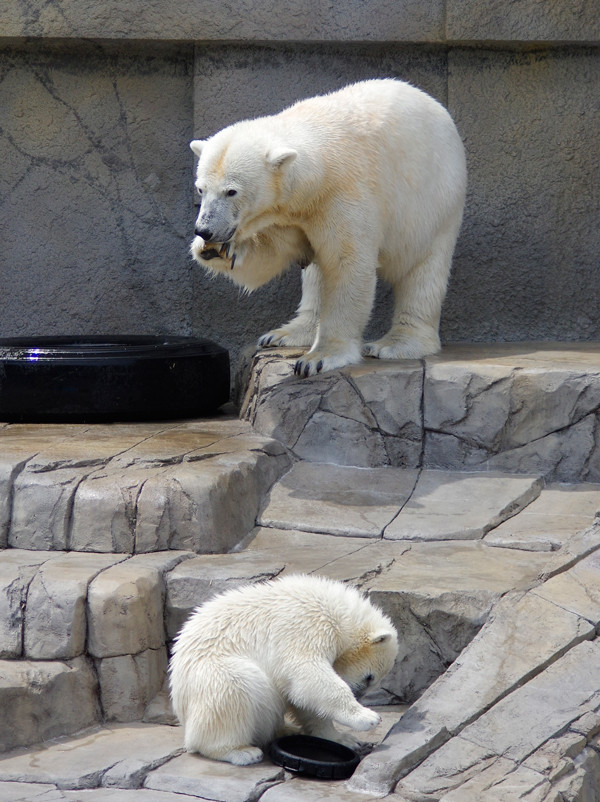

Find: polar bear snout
193;223;237;245
351;673;375;700
194;194;238;246
194;225;214;241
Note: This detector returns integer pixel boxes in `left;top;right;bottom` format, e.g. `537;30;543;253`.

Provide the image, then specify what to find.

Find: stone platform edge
239;342;600;483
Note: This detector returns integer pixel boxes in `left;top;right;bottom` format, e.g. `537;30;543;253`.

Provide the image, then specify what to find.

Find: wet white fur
189;79;467;376
169;574;398;765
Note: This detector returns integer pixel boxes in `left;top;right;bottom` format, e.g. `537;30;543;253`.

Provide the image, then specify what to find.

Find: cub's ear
190;139;206;158
370;631;394;645
266;146;297;170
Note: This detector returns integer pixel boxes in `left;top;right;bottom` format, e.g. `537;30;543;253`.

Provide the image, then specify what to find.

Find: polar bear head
190;125;297;246
333;628;399;699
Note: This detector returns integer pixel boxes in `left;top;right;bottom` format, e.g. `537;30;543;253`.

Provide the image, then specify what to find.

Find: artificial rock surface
1;512;599;798
1;348;600;799
349;534;600;797
0;657;101;752
0;724;183;789
242;344;600;482
0;417;291;552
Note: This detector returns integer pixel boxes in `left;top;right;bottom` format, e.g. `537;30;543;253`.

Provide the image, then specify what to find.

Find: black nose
195;226;213;241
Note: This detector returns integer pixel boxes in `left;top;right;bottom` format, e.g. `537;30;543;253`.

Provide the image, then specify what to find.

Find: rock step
0;712;404;801
3;342;599;558
1;466;599;755
351;532;600;798
0;658;101;754
0;549;191;752
240;342;600;481
0;417;291;554
258;462;548;540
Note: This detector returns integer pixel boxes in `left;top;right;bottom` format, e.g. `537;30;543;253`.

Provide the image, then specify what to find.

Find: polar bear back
172;574;393;667
267;79;466;252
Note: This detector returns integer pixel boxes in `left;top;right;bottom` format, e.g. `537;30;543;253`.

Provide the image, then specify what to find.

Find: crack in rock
343;558;396;591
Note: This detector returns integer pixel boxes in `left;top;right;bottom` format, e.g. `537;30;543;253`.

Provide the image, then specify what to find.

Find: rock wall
1;3;599;373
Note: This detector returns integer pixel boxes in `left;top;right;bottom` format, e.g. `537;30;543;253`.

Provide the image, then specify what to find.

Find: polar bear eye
196;187;203;197
365;673;374;685
226;189;237;197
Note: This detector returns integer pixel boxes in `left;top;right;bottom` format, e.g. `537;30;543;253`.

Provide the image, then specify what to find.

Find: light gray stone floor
0;712;404;802
2;346;600;799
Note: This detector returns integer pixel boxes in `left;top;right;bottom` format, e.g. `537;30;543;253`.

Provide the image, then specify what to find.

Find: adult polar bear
190;79;467;377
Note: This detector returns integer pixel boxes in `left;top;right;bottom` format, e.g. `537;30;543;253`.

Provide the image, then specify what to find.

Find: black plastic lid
269;735;360;780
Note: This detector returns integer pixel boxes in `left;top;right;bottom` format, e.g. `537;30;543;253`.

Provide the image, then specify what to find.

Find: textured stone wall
1;3;598;375
0;43;195;338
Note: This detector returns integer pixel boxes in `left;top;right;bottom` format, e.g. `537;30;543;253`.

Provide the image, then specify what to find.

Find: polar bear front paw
293;354;326;377
343;707;382;732
362;341;421;360
330;731;367;751
258;327;314;348
294;345;361;377
362;327;441;360
191;237;236;270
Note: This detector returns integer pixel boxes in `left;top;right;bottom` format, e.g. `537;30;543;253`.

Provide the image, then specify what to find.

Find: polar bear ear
370;631;394;645
266;147;297;170
190;140;206;158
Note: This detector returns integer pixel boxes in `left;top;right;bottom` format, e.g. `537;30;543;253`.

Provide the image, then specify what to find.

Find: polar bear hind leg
182;657;283;765
363;223;459;360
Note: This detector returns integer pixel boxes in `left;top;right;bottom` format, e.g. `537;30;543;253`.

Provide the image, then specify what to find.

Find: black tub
0;336;230;422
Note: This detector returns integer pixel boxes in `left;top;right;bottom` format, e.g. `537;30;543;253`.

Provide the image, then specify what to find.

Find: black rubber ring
269;735;360;780
0;336;229;422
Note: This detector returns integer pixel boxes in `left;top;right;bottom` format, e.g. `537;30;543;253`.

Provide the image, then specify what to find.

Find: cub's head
333;626;399;700
189;126;297;263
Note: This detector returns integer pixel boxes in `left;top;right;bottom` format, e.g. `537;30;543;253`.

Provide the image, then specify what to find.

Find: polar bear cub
169;574;398;766
190;78;467;377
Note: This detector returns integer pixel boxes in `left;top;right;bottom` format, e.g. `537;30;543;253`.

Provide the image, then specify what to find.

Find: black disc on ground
269;735;360;780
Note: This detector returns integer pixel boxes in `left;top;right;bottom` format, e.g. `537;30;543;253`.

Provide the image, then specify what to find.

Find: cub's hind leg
179;657;284;765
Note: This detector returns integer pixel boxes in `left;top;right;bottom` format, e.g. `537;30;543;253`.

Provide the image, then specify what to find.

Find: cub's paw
223;746;264;766
338;734;376;757
258;328;314;348
344;707;382;732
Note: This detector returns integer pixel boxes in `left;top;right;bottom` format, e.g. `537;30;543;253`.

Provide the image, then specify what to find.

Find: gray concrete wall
1;2;599;376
